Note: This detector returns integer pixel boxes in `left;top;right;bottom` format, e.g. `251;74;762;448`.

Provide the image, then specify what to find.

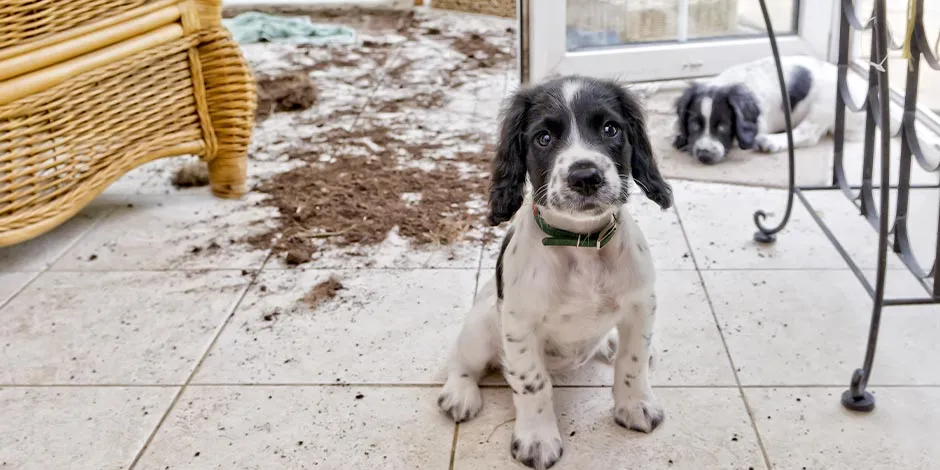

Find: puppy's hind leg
439;295;499;423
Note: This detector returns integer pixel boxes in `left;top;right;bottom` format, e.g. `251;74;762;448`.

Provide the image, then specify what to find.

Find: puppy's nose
567;161;604;195
693;149;718;165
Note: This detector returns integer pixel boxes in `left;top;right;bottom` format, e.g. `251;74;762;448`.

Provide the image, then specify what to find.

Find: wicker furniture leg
198;29;256;199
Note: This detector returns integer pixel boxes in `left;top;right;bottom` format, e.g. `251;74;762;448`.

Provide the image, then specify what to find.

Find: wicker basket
567;0;739;43
0;0;256;247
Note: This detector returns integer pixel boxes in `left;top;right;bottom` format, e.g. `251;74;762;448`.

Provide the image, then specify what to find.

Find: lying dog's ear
614;85;673;210
728;85;761;149
487;88;530;226
672;82;701;150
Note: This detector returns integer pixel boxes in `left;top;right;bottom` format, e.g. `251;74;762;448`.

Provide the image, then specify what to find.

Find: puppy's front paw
510;420;564;469
755;135;784;153
614;398;665;433
438;376;482;423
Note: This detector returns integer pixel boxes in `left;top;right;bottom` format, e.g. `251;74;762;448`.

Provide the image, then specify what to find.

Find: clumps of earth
304;276;344;308
171;161;210;188
254;71;319;121
229;7;515;264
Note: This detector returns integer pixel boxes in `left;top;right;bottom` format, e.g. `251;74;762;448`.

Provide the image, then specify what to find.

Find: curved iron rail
751;0;795;243
752;0;940;412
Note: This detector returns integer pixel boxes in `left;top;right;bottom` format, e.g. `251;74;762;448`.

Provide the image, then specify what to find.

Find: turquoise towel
222;12;356;45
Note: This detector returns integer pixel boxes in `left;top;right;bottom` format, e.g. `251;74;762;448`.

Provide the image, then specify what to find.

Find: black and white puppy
438;76;672;469
673;55;871;164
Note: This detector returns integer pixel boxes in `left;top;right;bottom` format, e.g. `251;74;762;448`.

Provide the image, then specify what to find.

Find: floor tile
0;203;112;272
477;271;736;386
703;269;940;386
746;387;940;469
194;269;476;384
135;386;453;470
51;192;276;271
0;386;175;470
267;238;483;270
454;387;766;470
0;272;35;306
482;193;694;270
802;187;938;275
0;271;249;385
674;180;899;270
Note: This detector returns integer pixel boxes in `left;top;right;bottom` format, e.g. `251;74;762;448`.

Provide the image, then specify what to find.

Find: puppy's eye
717;123;730;134
688;121;701;131
535;131;552;147
602;122;620;138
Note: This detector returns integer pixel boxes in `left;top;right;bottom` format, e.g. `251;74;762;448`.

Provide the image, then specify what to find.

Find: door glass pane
566;0;799;51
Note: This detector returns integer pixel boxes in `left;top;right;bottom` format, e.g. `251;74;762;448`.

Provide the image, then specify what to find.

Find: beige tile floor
3;168;940;469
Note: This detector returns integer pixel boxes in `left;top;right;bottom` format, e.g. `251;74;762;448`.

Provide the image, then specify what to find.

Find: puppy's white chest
529;249;637;342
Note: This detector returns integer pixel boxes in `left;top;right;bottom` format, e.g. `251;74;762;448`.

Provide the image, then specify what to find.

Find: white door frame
522;0;839;84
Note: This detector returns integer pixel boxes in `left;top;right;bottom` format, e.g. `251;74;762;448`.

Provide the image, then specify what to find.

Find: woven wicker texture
432;0;515;18
0;0;153;50
0;0;255;247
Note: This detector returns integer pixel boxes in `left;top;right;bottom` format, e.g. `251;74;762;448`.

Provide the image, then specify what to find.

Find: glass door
521;0;837;83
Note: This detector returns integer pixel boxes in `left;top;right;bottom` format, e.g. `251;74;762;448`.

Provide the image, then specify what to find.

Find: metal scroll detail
752;0;940;412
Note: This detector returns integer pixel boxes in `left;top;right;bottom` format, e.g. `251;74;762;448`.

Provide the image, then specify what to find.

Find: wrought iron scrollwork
752;0;940;412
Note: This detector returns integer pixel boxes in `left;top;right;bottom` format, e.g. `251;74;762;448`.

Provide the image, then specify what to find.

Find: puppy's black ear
728;85;761;150
672;82;701;150
487;88;530;226
614;84;673;210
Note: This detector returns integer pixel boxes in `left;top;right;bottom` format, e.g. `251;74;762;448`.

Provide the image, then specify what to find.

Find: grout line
126;251;272;469
673;202;774;470
0;206;118;310
448;422;460;470
5;382;938;389
472;243;485;302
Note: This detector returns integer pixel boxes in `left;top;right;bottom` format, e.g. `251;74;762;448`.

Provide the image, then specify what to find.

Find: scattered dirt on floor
240;8;514;262
171;161;210;188
255;71;320;121
304;276;344;308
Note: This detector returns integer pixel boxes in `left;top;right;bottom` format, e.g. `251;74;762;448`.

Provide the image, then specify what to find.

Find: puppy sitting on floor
673;55;873;164
438;76;672;469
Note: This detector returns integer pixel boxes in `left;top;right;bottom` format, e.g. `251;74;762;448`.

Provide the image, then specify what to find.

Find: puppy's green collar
532;206;619;249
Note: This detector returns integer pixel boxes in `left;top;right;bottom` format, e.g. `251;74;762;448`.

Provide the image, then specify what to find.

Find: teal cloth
222;12;356;45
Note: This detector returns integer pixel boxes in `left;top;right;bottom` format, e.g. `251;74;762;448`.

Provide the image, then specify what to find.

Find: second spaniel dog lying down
438;76;672;469
673;55;885;164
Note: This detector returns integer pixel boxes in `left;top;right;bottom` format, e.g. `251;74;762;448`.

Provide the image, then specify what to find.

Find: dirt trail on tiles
236;8;514;264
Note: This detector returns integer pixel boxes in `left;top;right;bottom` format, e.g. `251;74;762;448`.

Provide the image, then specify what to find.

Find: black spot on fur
785;65;813;112
624;379;632;387
460;373;469;378
519;347;528;354
631;355;639;363
506;334;523;343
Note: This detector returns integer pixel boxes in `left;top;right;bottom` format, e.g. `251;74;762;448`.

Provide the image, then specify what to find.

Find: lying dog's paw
614;398;665;433
510;422;564;470
437;376;482;423
755;135;785;153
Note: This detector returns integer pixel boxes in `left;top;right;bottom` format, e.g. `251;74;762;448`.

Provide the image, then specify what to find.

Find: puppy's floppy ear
613;84;673;210
672;82;701;150
727;85;761;150
487;88;531;226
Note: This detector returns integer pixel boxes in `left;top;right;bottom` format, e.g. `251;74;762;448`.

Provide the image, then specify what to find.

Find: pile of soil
171;161;210;188
255;71;319;121
242;8;515;263
304;276;344;308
